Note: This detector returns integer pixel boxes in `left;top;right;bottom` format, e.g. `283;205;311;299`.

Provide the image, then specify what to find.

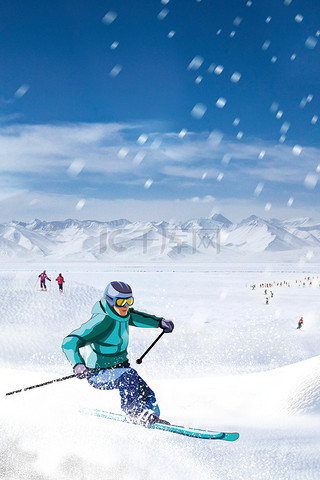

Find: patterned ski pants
87;366;160;417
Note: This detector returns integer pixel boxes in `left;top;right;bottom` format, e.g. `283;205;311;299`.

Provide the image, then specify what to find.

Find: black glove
74;363;93;379
159;318;174;333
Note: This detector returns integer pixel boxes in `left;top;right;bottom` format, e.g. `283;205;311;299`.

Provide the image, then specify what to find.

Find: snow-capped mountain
0;215;320;262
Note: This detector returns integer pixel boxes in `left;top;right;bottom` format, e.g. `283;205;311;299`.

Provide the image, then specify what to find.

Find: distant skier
297;317;303;329
56;273;65;293
38;270;51;291
266;297;269;305
62;281;174;426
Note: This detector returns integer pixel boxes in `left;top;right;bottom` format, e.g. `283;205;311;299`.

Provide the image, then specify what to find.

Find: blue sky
0;0;319;222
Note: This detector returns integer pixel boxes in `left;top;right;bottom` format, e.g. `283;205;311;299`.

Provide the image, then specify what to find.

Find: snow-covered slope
1;215;320;262
1;264;320;479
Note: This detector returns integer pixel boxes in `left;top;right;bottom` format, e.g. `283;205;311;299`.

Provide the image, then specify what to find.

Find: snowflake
216;97;226;108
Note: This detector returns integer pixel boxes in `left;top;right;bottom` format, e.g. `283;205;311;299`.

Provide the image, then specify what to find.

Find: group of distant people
38;270;65;293
250;280;308;330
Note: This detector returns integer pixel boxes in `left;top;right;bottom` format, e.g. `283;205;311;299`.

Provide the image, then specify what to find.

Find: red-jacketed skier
297;317;303;329
56;274;65;293
38;271;51;291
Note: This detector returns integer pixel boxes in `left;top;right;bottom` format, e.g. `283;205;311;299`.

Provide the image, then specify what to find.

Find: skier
62;281;174;426
56;273;65;293
266;297;269;305
297;317;303;329
38;270;51;291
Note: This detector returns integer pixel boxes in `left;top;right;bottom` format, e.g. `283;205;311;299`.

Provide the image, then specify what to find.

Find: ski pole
5;374;76;396
136;330;165;364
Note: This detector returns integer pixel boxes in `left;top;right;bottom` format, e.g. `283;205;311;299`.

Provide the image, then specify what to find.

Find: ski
82;409;239;441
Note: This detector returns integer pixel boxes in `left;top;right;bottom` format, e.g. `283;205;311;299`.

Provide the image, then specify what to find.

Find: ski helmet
103;281;133;307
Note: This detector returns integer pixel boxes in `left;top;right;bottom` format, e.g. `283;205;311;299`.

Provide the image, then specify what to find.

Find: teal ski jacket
62;298;163;369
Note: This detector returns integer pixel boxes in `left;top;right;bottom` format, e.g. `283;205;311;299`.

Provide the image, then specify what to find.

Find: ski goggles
114;297;134;307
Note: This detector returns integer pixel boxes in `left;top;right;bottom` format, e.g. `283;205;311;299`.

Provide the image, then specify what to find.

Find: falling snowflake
236;131;243;139
214;65;224;75
246;1;252;6
305;37;317;49
179;128;187;138
222;154;231;165
68;160;85;176
259;151;265;159
266;16;272;23
292;145;302;156
110;65;122;77
287;197;294;207
300;97;308;108
216;97;226;108
316;164;320;172
191;103;207;119
208;130;224;144
279;135;286;143
118;147;129;159
230;72;241;83
216;29;222;35
264;203;272;212
284;0;292;5
161;0;170;4
14;84;30;99
207;64;216;73
270;102;279;113
110;41;119;50
151;138;161;149
271;56;277;63
233;118;240;126
311;115;318;124
306;250;314;260
304;174;318;190
233;17;242;26
187;56;204;70
201;172;207;180
262;40;271;51
276;110;283;119
254;183;264;197
76;199;86;210
295;14;303;23
230;31;236;38
137;134;148;145
168;30;175;38
217;173;224;182
144;179;153;189
280;121;290;134
290;53;297;60
102;11;117;25
195;76;203;84
133;151;146;165
158;8;169;20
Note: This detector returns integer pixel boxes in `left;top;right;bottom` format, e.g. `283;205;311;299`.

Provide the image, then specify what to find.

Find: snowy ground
1;262;320;479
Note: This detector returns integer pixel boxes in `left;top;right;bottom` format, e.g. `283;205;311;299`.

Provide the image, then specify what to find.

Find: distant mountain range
0;215;320;262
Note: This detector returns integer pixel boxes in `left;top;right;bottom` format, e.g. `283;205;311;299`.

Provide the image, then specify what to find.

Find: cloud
0;122;319;222
0;122;319;181
190;195;215;203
